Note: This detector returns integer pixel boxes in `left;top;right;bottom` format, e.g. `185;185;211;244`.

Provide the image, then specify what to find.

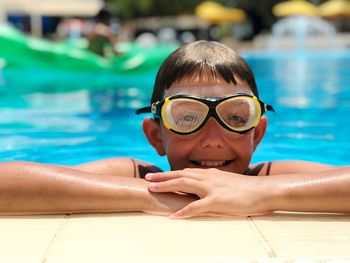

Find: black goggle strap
135;101;163;118
135;106;151;114
259;100;275;113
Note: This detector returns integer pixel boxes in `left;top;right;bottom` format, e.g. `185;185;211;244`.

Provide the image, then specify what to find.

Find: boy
1;41;349;217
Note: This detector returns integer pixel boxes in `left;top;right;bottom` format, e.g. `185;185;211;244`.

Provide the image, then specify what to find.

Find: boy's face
143;75;267;173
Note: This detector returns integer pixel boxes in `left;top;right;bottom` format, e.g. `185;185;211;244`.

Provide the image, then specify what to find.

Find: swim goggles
136;93;274;135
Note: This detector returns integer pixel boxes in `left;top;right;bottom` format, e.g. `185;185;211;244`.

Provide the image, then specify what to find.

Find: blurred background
0;0;349;169
1;0;349;48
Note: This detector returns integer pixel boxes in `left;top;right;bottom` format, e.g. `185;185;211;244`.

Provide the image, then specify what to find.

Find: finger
145;169;200;182
148;178;208;197
144;172;178;182
169;198;212;219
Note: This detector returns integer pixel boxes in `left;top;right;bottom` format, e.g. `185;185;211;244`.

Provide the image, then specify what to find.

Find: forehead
164;75;253;98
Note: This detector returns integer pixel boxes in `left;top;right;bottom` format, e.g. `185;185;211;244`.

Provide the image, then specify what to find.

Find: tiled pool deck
1;212;350;262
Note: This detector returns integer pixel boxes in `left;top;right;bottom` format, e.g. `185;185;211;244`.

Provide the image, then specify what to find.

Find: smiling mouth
190;160;233;168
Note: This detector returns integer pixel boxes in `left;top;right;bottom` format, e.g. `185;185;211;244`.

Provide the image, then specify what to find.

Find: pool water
0;52;349;170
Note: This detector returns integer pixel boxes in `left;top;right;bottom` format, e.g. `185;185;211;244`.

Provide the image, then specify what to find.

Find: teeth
199;160;226;167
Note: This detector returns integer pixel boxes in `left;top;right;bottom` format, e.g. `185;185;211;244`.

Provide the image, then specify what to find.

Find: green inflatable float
0;24;176;74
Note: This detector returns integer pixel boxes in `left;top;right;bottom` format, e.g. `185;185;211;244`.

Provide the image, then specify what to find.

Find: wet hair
151;40;258;104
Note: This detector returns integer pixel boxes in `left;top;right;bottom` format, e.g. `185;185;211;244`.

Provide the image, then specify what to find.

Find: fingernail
148;182;157;190
145;173;153;180
169;213;183;219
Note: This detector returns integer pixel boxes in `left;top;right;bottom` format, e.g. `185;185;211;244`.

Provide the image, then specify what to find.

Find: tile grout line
41;214;70;263
247;216;277;258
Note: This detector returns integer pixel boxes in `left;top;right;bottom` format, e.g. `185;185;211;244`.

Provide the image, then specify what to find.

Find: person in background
86;8;119;57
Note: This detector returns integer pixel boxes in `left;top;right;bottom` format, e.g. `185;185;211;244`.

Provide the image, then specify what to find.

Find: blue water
0;51;349;170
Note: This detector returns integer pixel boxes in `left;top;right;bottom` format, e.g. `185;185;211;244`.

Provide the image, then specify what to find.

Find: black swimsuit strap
244;162;272;176
266;161;272;176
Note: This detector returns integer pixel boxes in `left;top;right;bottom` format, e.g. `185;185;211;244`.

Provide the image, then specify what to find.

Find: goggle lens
162;98;208;133
216;97;260;132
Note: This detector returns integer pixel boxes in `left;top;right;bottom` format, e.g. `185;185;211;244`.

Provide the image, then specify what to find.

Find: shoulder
72;158;162;178
247;160;337;176
132;159;163;178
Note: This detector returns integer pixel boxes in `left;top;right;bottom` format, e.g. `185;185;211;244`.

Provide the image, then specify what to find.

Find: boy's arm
261;166;350;213
145;165;350;218
71;158;162;178
0;161;194;215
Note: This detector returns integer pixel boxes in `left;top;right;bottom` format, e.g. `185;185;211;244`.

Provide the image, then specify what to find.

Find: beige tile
45;212;268;262
251;213;350;260
0;215;67;263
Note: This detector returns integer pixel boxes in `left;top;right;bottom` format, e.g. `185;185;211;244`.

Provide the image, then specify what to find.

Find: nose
199;118;225;149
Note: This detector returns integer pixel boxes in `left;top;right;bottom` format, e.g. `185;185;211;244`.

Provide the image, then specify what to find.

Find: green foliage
150;0;203;16
106;0;208;18
106;0;153;18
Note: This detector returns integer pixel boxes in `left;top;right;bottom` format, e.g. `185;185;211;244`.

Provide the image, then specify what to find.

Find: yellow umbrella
272;0;319;17
319;0;350;17
195;1;246;24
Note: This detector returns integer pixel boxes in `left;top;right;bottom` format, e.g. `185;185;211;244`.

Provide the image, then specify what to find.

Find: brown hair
151;40;258;104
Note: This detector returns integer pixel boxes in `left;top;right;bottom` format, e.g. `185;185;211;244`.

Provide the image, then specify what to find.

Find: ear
253;116;268;151
142;118;166;156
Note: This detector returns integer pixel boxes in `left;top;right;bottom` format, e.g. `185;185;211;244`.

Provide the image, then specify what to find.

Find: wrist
113;177;151;212
255;177;281;213
83;176;151;213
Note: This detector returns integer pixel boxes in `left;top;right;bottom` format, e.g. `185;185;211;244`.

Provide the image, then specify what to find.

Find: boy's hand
145;168;272;218
143;191;198;216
